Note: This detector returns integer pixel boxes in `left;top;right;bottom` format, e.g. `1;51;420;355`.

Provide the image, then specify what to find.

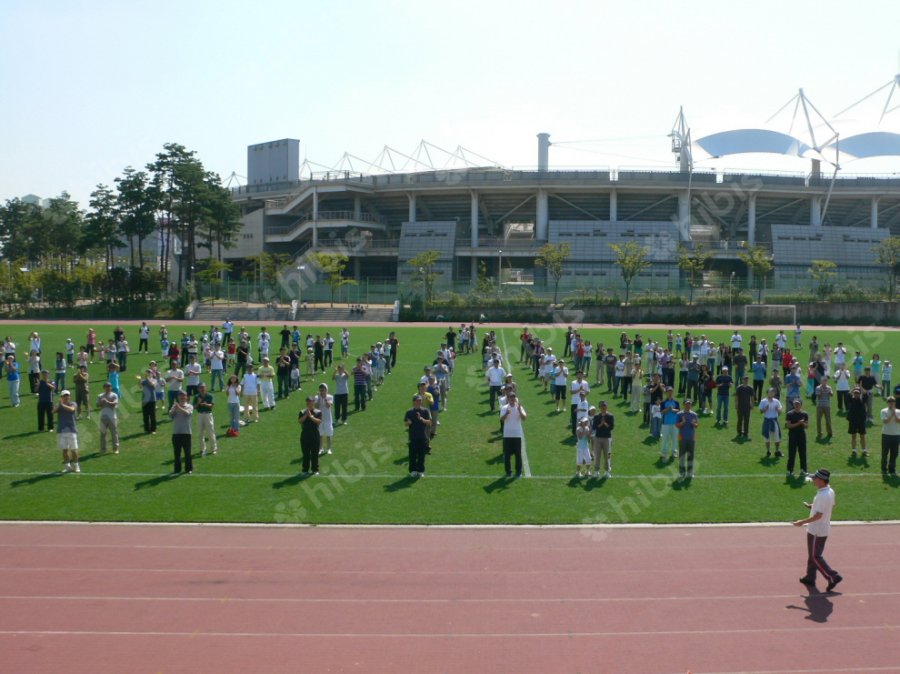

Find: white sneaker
326;449;332;455
605;471;612;478
201;450;207;458
74;463;81;473
64;463;73;473
318;449;325;456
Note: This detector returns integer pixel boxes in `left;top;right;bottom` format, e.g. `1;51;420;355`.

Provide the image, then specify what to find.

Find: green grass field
0;321;898;525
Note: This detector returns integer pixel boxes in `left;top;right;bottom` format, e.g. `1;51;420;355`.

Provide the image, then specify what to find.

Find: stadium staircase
294;306;394;322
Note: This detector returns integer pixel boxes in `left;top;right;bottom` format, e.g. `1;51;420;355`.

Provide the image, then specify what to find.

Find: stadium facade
227;132;900;291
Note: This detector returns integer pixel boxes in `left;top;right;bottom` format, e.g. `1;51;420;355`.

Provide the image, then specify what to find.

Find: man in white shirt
730;330;743;350
184;355;202;397
500;391;526;478
775;330;787;351
880;397;900;475
793;468;842;592
486;359;506;412
759;389;784;458
552;361;569;413
241;364;260;424
569;371;590;435
209;346;225;391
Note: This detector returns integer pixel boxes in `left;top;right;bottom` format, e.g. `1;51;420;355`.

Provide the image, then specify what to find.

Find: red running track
0;522;898;674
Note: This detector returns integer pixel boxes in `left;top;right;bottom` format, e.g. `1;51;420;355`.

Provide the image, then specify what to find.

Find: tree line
0;143;242;312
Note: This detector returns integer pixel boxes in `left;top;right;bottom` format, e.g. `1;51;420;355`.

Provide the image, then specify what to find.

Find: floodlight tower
670;107;692;172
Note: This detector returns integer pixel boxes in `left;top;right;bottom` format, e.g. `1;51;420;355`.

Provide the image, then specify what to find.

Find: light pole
296;264;306;309
497;249;503;298
729;271;735;326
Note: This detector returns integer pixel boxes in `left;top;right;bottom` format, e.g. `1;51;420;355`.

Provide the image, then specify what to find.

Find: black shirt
858;375;877;392
785;409;808;438
299;408;321;440
592;413;615;438
405;407;431;444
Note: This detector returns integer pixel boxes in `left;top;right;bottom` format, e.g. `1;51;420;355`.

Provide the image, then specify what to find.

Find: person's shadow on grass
786;587;835;623
3;430;44;440
384;476;416;492
882;473;900;488
133;473;181;490
485;453;504;465
483;476;516;494
10;471;68;488
847;453;869;469
272;473;313;490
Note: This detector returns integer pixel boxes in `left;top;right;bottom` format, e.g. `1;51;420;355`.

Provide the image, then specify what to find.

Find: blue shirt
785;373;801;398
661;398;680;425
752;362;767;381
676;411;699;441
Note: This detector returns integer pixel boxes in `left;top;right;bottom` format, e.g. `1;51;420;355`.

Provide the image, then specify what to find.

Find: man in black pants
299;396;322;475
169;391;194;475
500;391;527;477
785;399;809;477
388;332;399;369
794;468;842;592
404;395;431;478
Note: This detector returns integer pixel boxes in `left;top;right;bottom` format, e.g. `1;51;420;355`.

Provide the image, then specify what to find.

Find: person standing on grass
486;358;506;413
591;400;614;478
715;366;733;426
74;365;90;420
880;397;900;476
759;388;784;458
316;383;335;456
575;417;592;478
184;354;202;397
140;368;157;434
751;355;767;402
257;357;276;411
36;370;55;432
138;321;150;353
847;387;868;458
794;468;842;593
815;378;834;439
169;390;194;475
54;390;80;473
209;344;225;392
194;383;217;457
166;360;184;409
500;391;526;478
858;367;878;424
785;399;809;478
660;388;680;460
240;364;260;424
97;381;120;455
225;374;242;437
5;355;20;407
734;376;755;439
332;363;349;425
54;352;66;392
297;396;322;475
675;398;699;479
276;349;292;401
404;394;431;478
352;358;368;412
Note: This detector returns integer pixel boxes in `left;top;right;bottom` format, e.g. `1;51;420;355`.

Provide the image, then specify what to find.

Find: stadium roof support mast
767;89;841;221
670;107;693;241
834;73;900;124
670;107;692;173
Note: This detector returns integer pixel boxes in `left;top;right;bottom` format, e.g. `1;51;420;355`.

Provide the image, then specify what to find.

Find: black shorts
848;420;866;435
554;387;566;401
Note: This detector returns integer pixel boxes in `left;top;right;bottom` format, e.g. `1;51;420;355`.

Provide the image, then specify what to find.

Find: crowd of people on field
1;320;405;476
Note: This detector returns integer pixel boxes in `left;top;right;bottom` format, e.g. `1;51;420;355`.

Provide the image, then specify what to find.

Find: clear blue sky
1;0;898;207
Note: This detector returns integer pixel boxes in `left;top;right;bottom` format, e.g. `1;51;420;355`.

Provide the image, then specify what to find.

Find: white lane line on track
0;564;895;574
0;625;897;638
0;591;898;603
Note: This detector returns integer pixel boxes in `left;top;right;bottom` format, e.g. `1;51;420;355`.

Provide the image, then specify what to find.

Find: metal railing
265;211;383;236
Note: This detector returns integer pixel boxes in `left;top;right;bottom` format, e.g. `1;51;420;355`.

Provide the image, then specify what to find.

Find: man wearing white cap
793;468;842;592
54;390;80;472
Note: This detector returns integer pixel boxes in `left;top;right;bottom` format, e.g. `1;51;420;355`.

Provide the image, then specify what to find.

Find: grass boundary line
1;520;898;530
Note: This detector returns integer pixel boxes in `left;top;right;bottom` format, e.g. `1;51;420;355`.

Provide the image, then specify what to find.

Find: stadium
226;84;900;299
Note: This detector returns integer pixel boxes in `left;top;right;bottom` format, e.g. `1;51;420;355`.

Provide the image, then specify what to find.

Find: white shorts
576;445;592;464
57;432;79;451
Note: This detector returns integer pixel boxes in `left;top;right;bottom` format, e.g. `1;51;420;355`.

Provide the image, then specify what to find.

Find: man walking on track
793;468;842;592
